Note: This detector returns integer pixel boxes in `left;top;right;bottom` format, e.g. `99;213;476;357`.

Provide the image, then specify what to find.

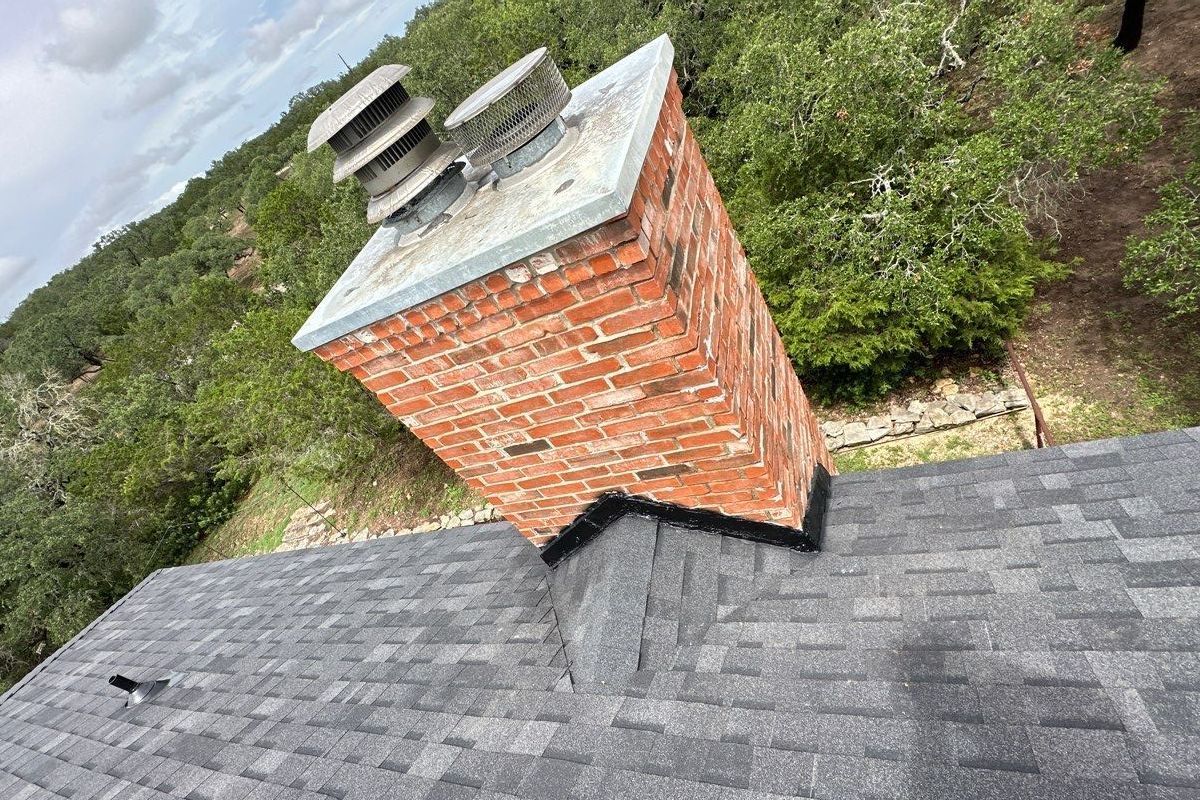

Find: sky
0;0;424;321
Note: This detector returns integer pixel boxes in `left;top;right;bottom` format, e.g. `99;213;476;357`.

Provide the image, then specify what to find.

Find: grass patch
187;473;326;563
189;433;481;563
1032;344;1200;445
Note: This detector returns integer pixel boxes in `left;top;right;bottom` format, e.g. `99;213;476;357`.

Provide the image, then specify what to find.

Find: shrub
1123;117;1200;317
697;0;1160;398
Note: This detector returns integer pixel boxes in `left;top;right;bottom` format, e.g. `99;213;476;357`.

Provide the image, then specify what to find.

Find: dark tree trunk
1114;0;1146;53
63;331;105;367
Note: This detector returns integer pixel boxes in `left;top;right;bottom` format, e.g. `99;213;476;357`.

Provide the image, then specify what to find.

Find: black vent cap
109;673;175;707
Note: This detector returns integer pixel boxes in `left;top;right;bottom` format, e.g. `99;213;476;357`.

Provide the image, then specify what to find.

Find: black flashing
109;673;174;708
540;462;831;567
802;462;832;549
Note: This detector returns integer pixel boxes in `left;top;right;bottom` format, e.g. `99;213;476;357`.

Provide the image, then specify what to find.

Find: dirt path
1019;0;1200;441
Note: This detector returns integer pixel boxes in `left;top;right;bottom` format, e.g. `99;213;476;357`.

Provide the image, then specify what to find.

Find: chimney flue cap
444;48;571;168
307;64;413;152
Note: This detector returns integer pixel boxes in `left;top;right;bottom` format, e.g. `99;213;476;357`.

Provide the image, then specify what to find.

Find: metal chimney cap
366;141;463;224
331;97;436;183
443;48;571;168
444;48;549;130
307;64;413;152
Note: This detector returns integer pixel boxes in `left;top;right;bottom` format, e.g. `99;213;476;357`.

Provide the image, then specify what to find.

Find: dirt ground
1020;0;1200;441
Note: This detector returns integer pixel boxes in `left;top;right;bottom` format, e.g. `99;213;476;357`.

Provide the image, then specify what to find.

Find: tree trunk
1114;0;1146;53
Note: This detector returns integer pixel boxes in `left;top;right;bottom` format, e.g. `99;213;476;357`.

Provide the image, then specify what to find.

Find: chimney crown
293;36;675;351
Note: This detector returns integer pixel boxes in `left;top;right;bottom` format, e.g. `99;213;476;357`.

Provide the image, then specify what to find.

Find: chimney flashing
292;34;675;352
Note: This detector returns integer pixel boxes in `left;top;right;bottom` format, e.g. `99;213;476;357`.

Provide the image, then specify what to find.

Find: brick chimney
294;37;833;547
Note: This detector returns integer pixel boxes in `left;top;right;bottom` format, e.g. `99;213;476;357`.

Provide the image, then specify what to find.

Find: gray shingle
3;427;1200;798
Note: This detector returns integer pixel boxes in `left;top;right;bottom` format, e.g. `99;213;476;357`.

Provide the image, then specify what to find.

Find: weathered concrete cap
331;97;435;182
307;64;411;152
293;35;675;351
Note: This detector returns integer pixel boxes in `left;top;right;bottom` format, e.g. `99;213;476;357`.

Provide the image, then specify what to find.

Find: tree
695;0;1160;398
191;306;401;479
0;371;96;503
1114;0;1147;53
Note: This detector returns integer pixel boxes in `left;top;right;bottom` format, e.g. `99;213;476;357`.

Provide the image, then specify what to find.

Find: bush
191;306;401;479
1123;118;1200;317
697;0;1160;398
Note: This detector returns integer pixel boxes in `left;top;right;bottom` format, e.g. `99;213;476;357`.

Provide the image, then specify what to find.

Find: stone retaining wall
822;389;1029;452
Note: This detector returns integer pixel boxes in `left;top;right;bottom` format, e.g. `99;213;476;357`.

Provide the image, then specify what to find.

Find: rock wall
822;389;1029;452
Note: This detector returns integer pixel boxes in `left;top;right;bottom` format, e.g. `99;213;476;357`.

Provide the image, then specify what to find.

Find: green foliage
1123;117;1200;316
698;0;1160;398
0;469;150;689
191;306;400;479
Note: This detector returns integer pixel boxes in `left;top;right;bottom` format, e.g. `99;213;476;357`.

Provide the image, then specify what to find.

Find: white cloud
43;0;161;74
119;68;190;113
133;178;192;222
179;92;236;130
2;0;424;317
0;255;35;286
0;256;38;321
0;46;98;186
65;138;199;254
246;0;376;64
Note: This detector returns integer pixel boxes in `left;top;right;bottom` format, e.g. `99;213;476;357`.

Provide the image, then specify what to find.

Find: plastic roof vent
109;673;174;708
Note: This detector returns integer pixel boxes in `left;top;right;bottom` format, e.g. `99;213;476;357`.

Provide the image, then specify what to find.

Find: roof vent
444;48;571;178
109;673;173;707
308;65;467;226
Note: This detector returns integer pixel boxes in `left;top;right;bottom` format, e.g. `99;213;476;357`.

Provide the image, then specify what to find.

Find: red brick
550;378;608;403
560;358;620;384
584;386;646;410
599;301;674;336
484;273;511;293
513;290;575;323
459;313;513;343
589;253;619;275
585;330;656;358
564;289;636;325
611;361;677;389
315;68;831;546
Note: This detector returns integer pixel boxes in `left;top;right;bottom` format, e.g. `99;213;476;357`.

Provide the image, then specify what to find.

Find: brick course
314;72;833;545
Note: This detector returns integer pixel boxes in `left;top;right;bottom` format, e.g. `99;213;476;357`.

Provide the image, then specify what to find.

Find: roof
3;426;1199;799
307;65;412;152
291;35;675;352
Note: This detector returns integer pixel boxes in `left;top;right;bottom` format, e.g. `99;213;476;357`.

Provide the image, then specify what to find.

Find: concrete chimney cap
331;96;436;183
308;64;413;152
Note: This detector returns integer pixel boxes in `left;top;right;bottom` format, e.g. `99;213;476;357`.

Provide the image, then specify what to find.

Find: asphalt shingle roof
2;426;1199;799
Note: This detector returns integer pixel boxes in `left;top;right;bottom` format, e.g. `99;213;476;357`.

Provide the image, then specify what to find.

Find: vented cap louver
308;64;466;224
443;48;571;169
